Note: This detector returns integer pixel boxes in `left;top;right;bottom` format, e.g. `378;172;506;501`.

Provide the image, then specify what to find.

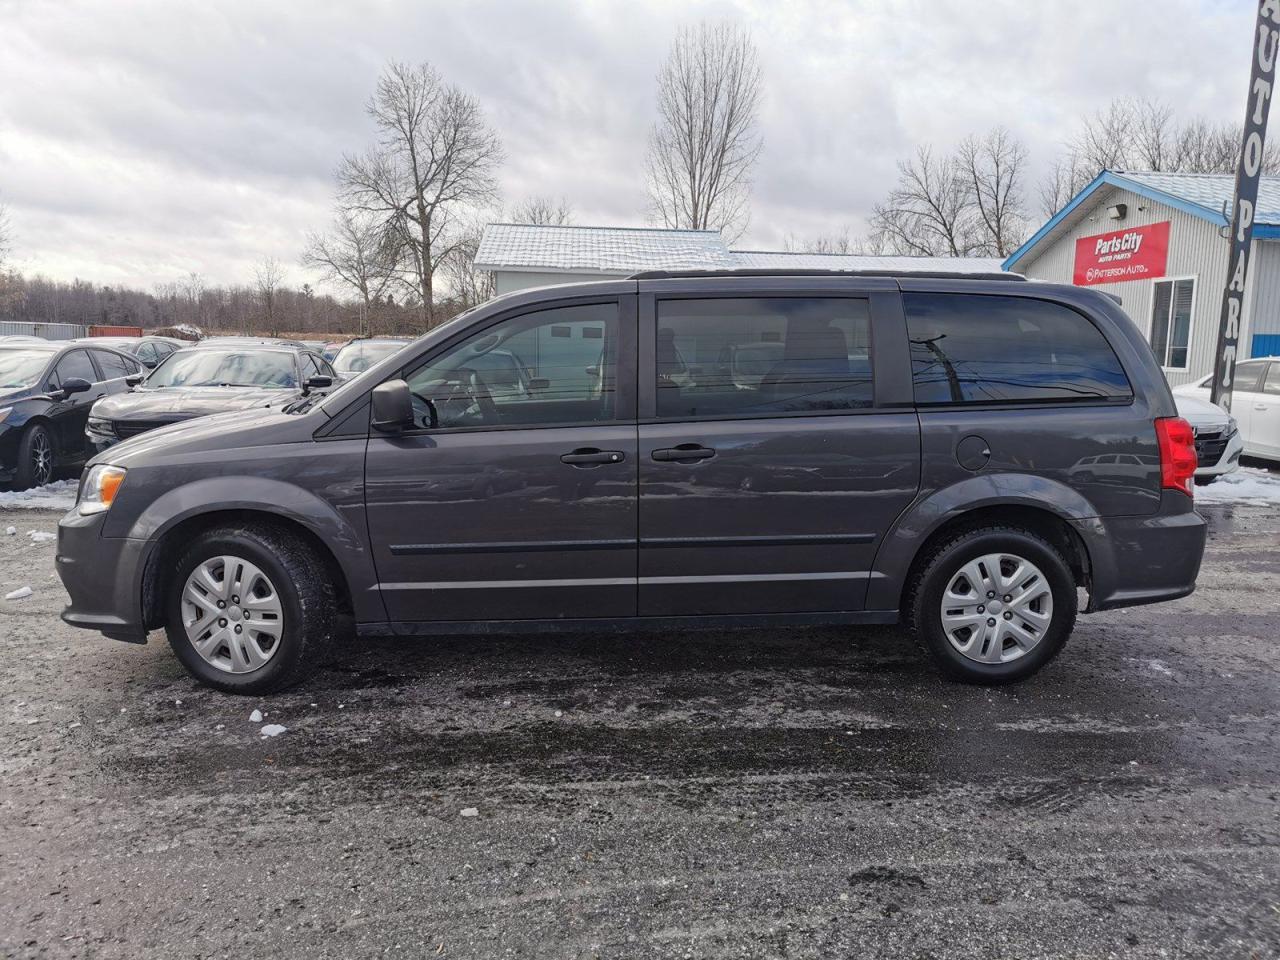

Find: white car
1174;357;1280;464
1172;394;1244;482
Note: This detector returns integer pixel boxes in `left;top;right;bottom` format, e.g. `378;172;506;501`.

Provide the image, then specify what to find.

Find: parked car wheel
165;525;336;694
13;423;54;490
905;526;1077;684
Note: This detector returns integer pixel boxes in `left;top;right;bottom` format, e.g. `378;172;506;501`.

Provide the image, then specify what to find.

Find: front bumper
56;509;150;642
1072;493;1207;612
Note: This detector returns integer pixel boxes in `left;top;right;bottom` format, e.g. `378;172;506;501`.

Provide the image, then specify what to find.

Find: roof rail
628;268;1024;281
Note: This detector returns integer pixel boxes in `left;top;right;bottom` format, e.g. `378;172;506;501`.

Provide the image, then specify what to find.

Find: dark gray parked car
56;271;1206;694
85;344;339;452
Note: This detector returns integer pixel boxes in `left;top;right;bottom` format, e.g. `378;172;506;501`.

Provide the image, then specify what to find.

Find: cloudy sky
0;0;1261;292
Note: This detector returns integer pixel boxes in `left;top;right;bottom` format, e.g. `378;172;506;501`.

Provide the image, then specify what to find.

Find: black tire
164;524;336;694
13;423;54;490
904;525;1077;684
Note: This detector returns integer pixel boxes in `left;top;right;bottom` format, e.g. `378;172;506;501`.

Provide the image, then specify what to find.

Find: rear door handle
652;444;716;462
560;447;625;467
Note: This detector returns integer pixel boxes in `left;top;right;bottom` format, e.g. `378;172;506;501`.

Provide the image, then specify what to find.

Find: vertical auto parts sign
1072;221;1170;286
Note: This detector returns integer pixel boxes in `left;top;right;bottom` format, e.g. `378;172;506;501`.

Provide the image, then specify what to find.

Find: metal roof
731;250;1006;273
1004;170;1280;271
477;223;1005;276
474;223;737;274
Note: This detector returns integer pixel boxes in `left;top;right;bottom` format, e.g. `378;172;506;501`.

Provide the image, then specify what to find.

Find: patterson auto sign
1072;221;1170;286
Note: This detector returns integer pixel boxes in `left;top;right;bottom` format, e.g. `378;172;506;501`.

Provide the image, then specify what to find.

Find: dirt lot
1;499;1278;959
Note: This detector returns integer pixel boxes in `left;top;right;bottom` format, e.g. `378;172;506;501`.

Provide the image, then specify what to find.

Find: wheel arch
868;476;1096;612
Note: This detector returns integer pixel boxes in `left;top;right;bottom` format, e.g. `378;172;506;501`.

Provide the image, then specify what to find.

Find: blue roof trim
1002;170;1234;271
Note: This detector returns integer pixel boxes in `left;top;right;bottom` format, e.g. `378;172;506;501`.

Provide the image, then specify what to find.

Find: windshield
0;349;52;389
334;341;406;374
145;349;298;388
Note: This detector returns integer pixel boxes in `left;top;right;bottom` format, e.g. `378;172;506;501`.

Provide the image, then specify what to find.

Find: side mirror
61;377;92;396
125;373;145;388
371;379;413;433
303;375;333;394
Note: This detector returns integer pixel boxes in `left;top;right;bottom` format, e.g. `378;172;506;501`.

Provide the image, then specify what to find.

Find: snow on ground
0;480;78;511
1197;467;1280;505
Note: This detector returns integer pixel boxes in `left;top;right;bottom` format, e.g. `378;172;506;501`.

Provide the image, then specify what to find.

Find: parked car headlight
78;464;126;515
87;416;112;435
1227;415;1238;436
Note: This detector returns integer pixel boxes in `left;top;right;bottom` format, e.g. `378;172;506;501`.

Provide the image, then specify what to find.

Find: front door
364;298;638;625
45;349;106;465
1250;361;1280;458
636;288;921;616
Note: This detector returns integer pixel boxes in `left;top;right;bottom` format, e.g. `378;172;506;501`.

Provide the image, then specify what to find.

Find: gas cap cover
956;435;991;472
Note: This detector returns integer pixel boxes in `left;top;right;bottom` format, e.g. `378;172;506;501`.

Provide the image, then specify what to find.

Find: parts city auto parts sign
1073;221;1170;286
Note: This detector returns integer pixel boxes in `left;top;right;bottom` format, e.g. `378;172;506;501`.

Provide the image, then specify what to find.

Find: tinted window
52;350;98;386
655;298;872;419
334;340;406;375
93;350;133;379
302;355;322;378
904;294;1131;405
404;303;618;429
136;342;159;365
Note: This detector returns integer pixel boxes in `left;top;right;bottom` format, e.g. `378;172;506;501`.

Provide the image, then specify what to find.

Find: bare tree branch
868;144;977;257
337;61;503;328
957;127;1028;257
302;209;399;336
645;22;763;243
508;196;575;226
253;256;284;337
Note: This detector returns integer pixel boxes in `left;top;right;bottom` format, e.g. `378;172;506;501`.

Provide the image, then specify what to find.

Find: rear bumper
1072;493;1207;612
56;510;150;643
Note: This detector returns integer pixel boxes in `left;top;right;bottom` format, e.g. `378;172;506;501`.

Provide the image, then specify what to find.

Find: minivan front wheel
905;526;1077;683
165;525;336;694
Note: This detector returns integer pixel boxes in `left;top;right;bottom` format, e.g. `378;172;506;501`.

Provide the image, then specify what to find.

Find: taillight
1155;416;1197;496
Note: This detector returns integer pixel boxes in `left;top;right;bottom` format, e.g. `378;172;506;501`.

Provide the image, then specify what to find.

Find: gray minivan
55;271;1206;693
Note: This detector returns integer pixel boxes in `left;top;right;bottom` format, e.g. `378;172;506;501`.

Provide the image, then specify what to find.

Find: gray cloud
0;0;1259;290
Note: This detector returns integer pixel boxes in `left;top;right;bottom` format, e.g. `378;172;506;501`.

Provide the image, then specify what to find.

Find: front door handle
1255;403;1268;411
652;444;716;462
560;447;625;467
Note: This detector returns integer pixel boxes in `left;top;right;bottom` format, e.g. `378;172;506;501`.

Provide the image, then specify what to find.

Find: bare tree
783;228;856;254
0;201;11;272
338;61;503;328
253;256;284;336
957;127;1028;257
645;23;763;242
868;145;974;257
508;196;575;226
438;221;495;309
303;209;398;336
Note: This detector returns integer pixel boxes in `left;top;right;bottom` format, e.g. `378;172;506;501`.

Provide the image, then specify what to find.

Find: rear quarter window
903;293;1132;405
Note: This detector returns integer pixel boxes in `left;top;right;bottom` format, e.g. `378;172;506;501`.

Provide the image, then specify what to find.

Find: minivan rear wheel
905;526;1077;683
165;525;336;694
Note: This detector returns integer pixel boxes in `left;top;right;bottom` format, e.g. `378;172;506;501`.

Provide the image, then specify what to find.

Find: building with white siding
1003;170;1280;387
475;223;1004;297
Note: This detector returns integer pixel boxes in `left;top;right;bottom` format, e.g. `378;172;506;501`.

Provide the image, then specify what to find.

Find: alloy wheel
30;431;52;486
181;555;285;674
939;552;1054;664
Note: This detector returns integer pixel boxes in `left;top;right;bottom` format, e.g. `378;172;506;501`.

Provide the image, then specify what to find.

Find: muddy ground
1;501;1278;958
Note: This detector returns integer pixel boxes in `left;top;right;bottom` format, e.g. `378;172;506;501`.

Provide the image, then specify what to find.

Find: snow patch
5;526;14;535
28;531;56;543
249;709;263;723
1197;467;1280;504
459;807;479;818
259;724;287;738
0;480;78;511
4;586;33;600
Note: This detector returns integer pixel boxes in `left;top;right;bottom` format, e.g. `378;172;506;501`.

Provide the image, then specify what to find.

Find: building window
1150;278;1194;370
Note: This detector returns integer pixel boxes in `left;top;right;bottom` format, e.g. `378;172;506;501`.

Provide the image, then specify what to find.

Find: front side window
52;350;98;386
136;342;159;365
904;293;1132;405
654;298;873;419
1151;278;1194;370
93;350;134;379
1229;359;1268;392
403;303;618;430
1262;363;1280;396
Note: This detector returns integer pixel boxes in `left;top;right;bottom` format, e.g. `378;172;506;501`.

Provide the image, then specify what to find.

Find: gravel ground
1;501;1278;959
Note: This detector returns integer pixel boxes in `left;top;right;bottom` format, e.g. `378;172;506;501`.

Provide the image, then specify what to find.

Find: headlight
0;407;11;424
1227;416;1238;436
78;464;126;515
87;416;113;435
